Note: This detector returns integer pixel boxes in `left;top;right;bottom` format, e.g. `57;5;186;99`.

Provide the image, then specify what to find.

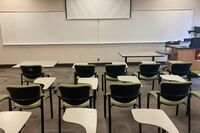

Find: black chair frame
157;93;191;133
107;94;141;133
8;96;44;133
20;65;49;85
168;63;192;81
104;83;141;133
102;64;126;92
137;63;160;90
74;65;97;84
58;95;93;133
147;82;191;133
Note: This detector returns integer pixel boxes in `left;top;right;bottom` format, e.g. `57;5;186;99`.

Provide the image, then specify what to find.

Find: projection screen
66;0;131;19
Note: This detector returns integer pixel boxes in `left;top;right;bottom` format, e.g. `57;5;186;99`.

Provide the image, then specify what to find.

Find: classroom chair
134;63;160;90
104;82;141;133
74;64;97;84
165;62;192;81
147;81;192;133
20;65;49;85
57;84;93;133
102;64;126;92
7;85;45;133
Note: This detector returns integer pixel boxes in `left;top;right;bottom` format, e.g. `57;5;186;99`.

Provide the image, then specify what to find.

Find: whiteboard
66;0;131;19
99;10;193;43
0;12;98;45
0;10;193;45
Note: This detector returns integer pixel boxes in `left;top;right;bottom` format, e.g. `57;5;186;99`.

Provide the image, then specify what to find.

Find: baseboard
0;61;166;68
52;62;141;67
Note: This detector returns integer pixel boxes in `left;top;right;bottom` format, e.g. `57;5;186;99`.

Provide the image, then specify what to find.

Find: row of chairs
100;62;192;133
0;83;95;133
104;81;194;133
73;62;191;91
102;62;191;92
0;62;194;133
20;62;192;89
2;80;200;133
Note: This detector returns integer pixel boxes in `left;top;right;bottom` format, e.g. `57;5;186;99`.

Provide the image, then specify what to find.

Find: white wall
0;0;199;64
133;0;200;25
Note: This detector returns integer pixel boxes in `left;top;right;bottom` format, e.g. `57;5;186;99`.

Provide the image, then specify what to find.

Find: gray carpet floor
0;66;200;133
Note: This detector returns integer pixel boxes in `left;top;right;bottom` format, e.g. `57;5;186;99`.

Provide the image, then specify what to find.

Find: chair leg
162;129;166;133
189;105;191;133
58;98;61;133
152;79;155;90
158;75;161;84
157;95;161;133
21;74;23;85
147;93;150;108
49;87;53;119
41;99;44;133
187;73;191;81
89;98;92;108
187;95;191;133
104;94;107;118
186;96;190;116
139;123;142;133
93;90;96;108
158;128;161;133
74;74;77;84
176;105;179;116
96;75;99;91
108;96;112;133
138;94;141;108
157;95;160;109
102;75;104;91
8;98;12;111
104;77;107;93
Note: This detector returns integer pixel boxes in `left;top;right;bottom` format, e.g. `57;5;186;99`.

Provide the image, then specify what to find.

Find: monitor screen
189;38;200;48
194;26;200;34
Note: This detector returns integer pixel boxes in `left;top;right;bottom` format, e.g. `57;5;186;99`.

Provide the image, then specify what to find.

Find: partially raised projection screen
66;0;131;19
